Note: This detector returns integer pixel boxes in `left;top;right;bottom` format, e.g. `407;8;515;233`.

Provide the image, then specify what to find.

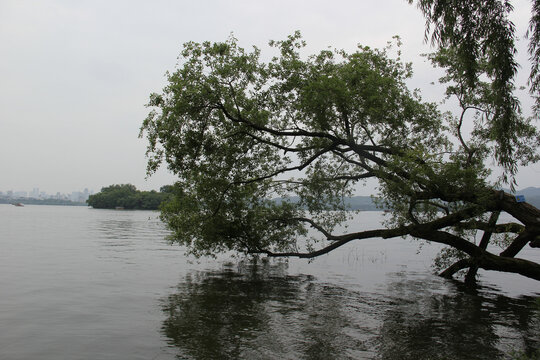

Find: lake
0;204;538;359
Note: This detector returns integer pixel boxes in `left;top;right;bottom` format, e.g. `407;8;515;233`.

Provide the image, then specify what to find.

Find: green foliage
425;47;540;187
87;184;170;210
412;0;540;183
141;33;458;256
140;32;540;283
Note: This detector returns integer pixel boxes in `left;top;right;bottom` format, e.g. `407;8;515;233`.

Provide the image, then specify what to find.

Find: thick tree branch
440;258;473;279
465;210;500;284
252;205;487;258
500;231;537;258
457;221;525;234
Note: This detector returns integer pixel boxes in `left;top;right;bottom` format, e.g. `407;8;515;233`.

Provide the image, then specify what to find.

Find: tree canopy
141;3;540;284
87;184;171;210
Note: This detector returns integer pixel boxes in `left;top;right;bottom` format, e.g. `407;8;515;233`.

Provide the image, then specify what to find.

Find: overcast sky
1;0;538;195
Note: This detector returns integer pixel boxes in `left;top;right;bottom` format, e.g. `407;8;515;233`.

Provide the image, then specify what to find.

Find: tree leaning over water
141;4;540;284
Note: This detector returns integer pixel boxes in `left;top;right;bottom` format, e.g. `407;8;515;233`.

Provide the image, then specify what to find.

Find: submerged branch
440;259;473;278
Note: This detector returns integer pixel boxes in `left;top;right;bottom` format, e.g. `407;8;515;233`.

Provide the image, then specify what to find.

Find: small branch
288;217;335;239
342;111;352;140
232;131;323;153
232;142;338;185
408;199;420;225
457;106;472;155
359;123;377;147
218;102;340;143
320;173;375;182
423;200;450;215
331;149;369;168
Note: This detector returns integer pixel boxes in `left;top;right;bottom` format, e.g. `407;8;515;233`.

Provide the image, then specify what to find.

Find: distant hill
506;186;540;197
527;197;540;208
344;196;381;210
504;187;540;208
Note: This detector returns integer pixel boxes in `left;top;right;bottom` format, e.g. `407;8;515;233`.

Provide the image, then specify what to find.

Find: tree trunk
465;211;500;285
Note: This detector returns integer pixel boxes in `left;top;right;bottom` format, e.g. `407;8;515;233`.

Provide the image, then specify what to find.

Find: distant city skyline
0;187;94;202
0;182;170;197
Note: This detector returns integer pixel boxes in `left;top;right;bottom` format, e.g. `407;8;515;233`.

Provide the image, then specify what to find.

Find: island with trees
87;184;172;210
140;1;540;285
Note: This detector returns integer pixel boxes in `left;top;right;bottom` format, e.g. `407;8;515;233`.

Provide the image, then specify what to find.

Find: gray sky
1;0;538;195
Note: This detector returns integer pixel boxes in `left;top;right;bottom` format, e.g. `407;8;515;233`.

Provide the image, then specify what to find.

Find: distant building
14;191;28;198
1;187;93;202
55;192;63;200
30;188;40;199
69;190;90;203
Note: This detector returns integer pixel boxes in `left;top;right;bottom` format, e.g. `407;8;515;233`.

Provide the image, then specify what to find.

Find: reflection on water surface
378;273;540;359
161;260;369;359
161;260;540;360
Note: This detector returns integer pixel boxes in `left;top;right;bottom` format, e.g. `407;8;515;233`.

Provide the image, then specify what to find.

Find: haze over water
0;205;538;359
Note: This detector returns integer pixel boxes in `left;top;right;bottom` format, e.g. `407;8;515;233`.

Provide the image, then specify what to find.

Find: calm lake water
0;204;538;359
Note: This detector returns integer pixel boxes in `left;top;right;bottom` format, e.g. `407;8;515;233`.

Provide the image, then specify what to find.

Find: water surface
0;205;538;359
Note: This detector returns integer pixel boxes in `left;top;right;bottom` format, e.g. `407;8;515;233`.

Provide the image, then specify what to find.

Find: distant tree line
87;184;172;210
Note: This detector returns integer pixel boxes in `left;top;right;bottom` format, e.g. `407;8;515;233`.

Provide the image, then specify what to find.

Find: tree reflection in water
160;259;368;359
160;259;539;360
378;273;540;360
